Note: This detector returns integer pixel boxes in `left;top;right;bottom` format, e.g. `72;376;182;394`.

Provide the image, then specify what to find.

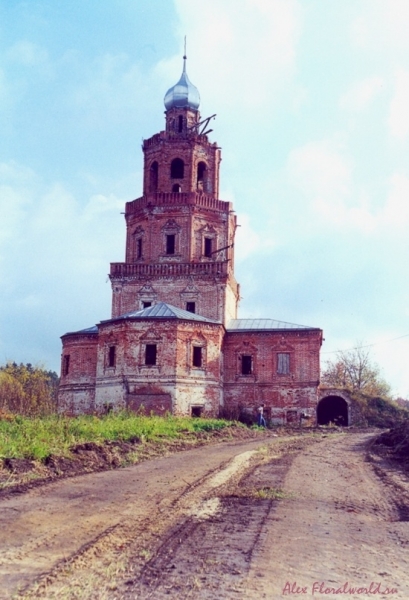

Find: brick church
58;57;323;424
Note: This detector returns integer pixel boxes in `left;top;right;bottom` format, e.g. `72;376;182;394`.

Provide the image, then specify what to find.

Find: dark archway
317;395;349;426
170;158;184;179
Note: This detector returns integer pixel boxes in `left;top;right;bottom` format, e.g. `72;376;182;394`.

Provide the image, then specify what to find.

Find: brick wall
222;329;322;424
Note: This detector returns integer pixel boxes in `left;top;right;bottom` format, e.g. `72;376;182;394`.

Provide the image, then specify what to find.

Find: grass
0;412;235;461
253;486;295;500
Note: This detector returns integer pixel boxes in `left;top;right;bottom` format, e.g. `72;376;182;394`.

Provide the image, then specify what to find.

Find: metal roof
103;302;221;324
226;318;319;332
61;325;98;337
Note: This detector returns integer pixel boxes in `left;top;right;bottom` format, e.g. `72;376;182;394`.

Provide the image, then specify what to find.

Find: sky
1;0;409;397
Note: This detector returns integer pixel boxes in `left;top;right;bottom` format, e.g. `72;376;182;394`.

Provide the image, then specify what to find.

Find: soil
1;429;409;600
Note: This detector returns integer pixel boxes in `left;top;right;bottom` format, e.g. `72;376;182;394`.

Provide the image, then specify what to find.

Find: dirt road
1;431;409;600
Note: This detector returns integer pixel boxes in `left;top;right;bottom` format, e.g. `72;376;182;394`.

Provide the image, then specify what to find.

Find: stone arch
317;390;351;426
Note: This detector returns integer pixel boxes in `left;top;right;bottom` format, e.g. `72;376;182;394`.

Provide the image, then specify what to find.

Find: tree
0;362;59;416
321;345;391;399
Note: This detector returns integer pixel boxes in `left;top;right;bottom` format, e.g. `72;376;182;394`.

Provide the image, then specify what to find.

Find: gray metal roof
61;325;98;337
226;318;319;332
103;302;221;324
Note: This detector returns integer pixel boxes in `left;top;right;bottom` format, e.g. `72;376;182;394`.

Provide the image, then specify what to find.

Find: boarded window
186;302;196;313
166;234;175;255
145;344;157;365
242;355;252;375
204;237;212;258
108;346;116;368
63;355;70;376
277;353;290;374
193;346;202;367
170;158;184;179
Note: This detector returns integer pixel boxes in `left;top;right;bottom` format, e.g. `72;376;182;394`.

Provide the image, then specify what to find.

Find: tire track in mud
10;436;296;600
120;437;314;600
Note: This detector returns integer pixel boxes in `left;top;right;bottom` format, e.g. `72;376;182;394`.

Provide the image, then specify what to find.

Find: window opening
172;184;181;193
204;237;212;258
193;346;202;368
63;355;70;376
241;355;252;375
191;406;203;417
108;346;116;368
178;115;183;133
277;353;290;375
197;162;206;182
149;161;158;192
142;301;152;309
166;234;175;255
145;344;157;365
136;238;142;259
170;158;184;179
186;302;196;313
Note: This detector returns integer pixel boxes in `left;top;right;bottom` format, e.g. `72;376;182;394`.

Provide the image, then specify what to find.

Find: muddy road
1;432;409;599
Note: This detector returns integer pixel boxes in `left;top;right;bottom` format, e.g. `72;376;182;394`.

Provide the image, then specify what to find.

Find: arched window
171;158;184;179
197;162;207;191
149;161;158;192
172;184;181;193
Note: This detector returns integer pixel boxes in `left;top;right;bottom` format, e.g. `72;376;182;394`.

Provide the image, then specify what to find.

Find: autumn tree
0;362;59;416
321;345;391;399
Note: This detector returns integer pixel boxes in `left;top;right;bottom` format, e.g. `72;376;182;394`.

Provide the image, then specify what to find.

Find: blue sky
1;0;409;397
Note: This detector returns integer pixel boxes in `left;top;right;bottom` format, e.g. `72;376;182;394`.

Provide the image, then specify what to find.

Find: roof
226;318;320;332
102;302;221;325
61;325;98;338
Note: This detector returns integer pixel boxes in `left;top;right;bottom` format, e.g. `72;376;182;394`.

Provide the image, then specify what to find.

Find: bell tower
109;56;239;325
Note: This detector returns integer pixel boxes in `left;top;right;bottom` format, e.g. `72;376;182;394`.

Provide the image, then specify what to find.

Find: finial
183;36;187;72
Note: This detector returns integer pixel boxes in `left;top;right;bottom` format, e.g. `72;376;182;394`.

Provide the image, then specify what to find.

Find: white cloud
340;77;384;112
382;172;409;227
388;69;409;139
159;0;302;112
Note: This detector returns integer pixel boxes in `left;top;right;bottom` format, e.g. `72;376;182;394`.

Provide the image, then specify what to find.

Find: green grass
0;412;235;461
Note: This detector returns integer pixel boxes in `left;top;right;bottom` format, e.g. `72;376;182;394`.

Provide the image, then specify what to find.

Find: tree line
0;362;59;416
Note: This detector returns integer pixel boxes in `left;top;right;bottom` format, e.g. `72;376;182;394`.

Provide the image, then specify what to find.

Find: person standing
257;404;266;427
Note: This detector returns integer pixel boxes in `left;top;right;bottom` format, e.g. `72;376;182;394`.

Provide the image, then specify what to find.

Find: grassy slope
0;412;236;461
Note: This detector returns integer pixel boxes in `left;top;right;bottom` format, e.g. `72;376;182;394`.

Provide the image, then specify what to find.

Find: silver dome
164;58;200;111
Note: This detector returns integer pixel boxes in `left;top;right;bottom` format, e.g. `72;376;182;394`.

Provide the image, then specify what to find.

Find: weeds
0;412;235;461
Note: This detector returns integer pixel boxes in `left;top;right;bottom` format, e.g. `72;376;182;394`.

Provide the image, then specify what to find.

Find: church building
58;57;323;424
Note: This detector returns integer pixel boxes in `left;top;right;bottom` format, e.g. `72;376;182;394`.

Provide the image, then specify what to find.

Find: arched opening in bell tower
171;158;184;179
149;161;158;192
197;161;207;191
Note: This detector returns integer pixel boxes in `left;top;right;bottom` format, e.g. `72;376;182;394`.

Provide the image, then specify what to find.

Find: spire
164;43;200;111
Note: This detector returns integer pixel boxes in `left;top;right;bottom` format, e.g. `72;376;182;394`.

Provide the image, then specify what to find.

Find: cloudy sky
1;0;409;397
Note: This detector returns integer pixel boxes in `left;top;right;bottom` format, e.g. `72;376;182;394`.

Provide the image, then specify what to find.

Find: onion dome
164;56;200;111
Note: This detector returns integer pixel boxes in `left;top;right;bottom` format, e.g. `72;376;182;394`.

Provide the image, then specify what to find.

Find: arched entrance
317;395;349;426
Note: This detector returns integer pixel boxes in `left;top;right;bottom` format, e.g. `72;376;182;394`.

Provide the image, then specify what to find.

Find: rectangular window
142;301;152;308
145;344;157;365
108;345;116;367
191;406;203;417
241;355;252;375
63;355;70;376
193;346;202;368
277;353;290;375
137;238;142;259
166;234;175;255
204;237;212;258
186;302;196;313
